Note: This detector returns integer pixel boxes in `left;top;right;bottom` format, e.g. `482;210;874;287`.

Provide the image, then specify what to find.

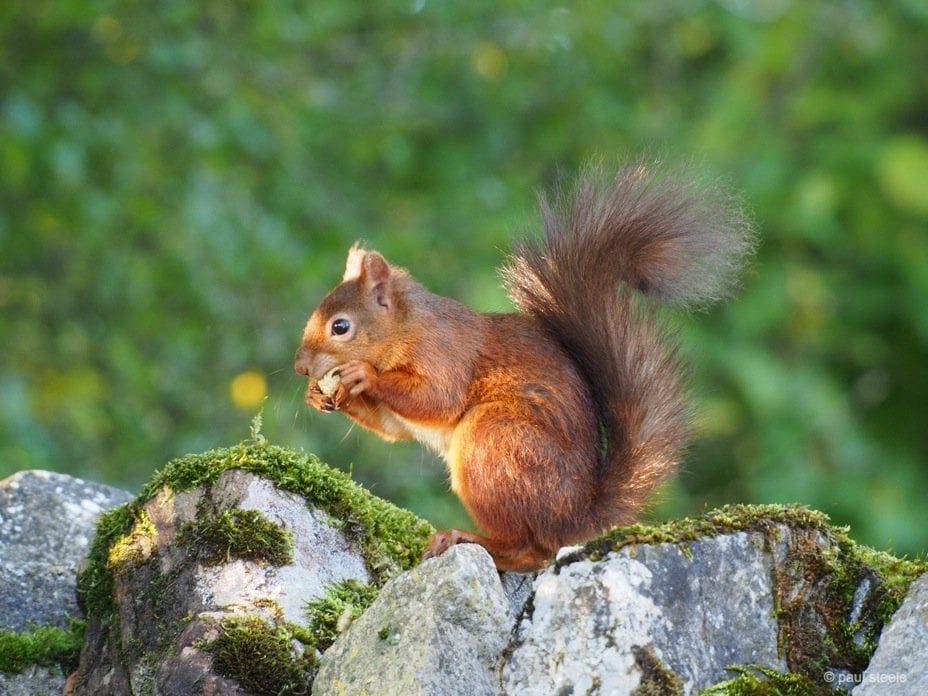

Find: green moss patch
573;504;834;560
202;579;381;689
209;615;317;695
178;507;294;566
76;502;138;617
0;620;85;674
202;578;381;691
304;580;380;653
699;665;833;696
632;644;684;696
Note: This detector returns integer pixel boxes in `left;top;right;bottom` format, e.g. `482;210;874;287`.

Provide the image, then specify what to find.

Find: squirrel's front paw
305;385;338;412
335;360;379;397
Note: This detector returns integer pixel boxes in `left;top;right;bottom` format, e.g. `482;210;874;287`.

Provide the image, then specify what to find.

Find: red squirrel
294;161;754;571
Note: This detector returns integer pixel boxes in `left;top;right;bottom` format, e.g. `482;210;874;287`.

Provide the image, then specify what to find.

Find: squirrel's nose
294;346;312;376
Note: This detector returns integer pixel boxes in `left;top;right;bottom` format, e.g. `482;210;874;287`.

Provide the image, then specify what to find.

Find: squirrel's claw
422;529;466;561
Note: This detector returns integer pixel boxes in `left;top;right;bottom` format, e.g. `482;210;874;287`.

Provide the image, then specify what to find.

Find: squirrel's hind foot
422;529;551;573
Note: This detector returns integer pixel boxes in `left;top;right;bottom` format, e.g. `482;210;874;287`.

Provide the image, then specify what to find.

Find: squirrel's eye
331;318;351;336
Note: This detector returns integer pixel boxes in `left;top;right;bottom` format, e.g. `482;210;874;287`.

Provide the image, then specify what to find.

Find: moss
139;439;433;580
77;438;434;620
631;645;684;696
76;502;138;617
206;578;380;688
699;665;837;695
572;504;927;687
571;504;835;562
108;509;157;568
208;615;316;695
0;619;85;674
253;598;286;623
764;520;923;680
154;596;317;696
854;545;925;600
138;563;189;658
304;580;380;653
178;507;294;566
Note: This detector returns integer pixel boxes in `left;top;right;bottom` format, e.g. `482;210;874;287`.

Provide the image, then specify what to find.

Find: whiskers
338;420;358;445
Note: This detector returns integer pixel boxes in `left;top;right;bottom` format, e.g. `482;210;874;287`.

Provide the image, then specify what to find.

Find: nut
317;368;342;397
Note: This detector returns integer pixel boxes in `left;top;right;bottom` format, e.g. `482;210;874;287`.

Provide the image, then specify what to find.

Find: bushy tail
502;160;755;525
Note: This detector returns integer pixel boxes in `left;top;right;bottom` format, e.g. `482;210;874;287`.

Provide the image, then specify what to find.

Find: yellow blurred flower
472;42;508;81
230;371;267;410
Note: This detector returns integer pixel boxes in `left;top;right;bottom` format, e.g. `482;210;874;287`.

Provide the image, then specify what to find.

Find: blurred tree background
2;0;926;555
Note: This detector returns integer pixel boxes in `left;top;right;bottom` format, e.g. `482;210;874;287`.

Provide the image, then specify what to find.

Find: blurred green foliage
2;0;926;555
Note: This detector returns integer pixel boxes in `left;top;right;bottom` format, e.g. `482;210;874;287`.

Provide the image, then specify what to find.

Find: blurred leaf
1;0;927;556
877;135;928;216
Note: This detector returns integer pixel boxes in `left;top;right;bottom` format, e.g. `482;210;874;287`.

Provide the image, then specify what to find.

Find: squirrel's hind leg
431;402;594;572
422;528;551;572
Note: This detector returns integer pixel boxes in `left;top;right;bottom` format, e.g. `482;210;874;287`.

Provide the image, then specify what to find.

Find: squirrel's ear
361;252;393;310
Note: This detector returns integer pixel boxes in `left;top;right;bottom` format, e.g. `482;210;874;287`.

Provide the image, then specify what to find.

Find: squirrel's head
294;244;410;380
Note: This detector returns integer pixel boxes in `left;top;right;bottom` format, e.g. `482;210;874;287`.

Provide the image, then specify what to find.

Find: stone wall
1;443;925;695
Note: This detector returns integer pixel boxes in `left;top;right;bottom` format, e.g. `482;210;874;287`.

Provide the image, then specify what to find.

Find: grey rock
501;531;786;695
0;470;133;696
75;469;371;695
187;470;371;626
313;544;516;696
0;469;133;632
0;664;68;696
855;572;928;695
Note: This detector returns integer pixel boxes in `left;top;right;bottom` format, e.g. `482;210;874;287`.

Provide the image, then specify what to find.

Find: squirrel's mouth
294;347;339;383
294;349;317;379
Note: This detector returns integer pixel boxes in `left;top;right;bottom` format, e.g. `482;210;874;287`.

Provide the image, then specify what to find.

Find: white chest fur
396;415;453;458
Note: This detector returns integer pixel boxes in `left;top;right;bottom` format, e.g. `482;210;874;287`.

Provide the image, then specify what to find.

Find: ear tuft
343;243;367;282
